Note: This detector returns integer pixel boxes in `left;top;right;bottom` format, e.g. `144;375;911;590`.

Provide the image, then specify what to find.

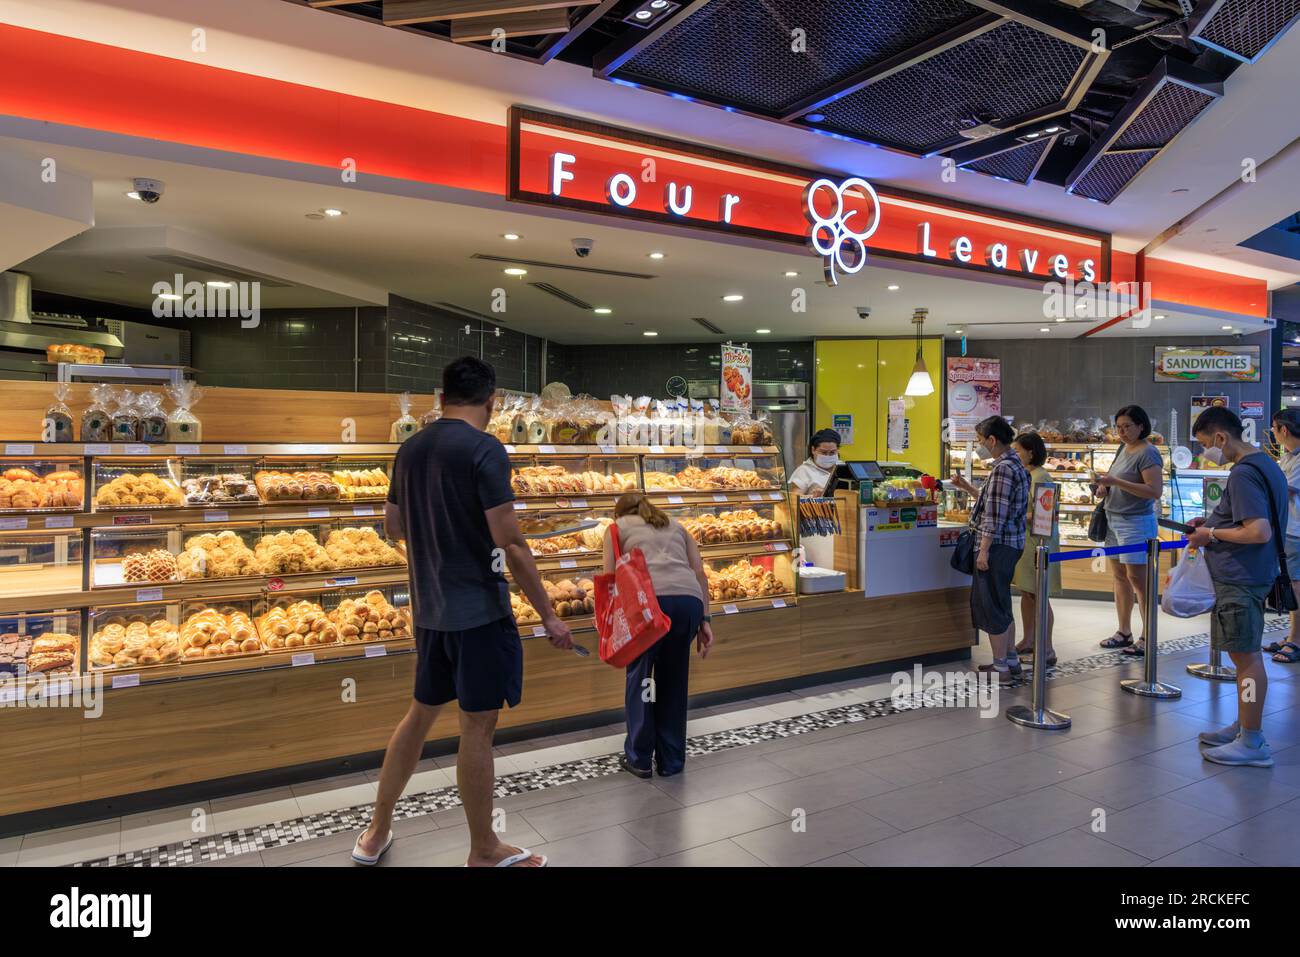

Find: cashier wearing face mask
789;429;842;496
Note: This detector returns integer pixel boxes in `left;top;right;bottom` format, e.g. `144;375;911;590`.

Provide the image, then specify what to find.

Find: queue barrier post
1187;647;1237;681
1120;537;1182;699
1006;544;1071;730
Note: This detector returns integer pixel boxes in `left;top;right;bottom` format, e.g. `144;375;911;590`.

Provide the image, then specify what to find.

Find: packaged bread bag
42;382;75;443
110;388;140;443
390;391;419;442
137;391;169;443
80;383;113;442
165;380;204;442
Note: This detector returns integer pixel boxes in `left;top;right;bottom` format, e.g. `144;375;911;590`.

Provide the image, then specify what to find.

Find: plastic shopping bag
1161;549;1215;618
594;524;671;667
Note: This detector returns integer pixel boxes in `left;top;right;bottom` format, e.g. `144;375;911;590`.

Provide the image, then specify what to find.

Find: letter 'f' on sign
551;153;575;196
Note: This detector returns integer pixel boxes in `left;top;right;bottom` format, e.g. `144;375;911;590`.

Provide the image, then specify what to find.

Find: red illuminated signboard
508;107;1111;284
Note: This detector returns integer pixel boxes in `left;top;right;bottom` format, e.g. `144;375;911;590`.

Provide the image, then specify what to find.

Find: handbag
593;522;672;667
950;527;976;575
1236;460;1299;614
1087;444;1122;543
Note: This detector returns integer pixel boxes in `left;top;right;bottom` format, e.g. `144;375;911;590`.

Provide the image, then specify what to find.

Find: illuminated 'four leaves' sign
802;177;882;286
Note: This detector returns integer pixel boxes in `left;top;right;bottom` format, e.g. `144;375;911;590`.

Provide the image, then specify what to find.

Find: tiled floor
10;599;1300;867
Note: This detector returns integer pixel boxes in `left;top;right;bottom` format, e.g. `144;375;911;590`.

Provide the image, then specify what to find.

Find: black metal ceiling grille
963;137;1050;184
1192;0;1300;63
1112;81;1217;149
1071;150;1159;203
614;0;982;116
806;19;1087;154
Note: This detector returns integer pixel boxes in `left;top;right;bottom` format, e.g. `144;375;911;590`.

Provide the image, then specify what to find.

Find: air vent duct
471;254;655;280
1066;57;1220;204
530;283;594;310
691;316;725;334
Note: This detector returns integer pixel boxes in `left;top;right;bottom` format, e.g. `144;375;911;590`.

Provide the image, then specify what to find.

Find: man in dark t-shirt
353;357;572;868
1187;406;1285;769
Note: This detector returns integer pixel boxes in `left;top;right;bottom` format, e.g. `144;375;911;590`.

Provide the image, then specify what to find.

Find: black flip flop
1100;633;1134;649
1272;642;1300;663
1121;642;1146;658
1263;640;1287;653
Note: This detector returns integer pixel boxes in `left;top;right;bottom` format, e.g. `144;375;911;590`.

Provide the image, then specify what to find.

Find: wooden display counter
0;587;973;827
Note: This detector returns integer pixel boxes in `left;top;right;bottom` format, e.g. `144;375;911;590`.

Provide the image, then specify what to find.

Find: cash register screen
846;461;884;482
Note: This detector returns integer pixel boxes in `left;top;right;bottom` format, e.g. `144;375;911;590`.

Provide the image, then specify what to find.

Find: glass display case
0;609;80;676
254;458;344;502
662;501;789;547
88;603;181;671
0;530;84;597
702;552;794;604
0;457;85;512
641;451;784;492
331;455;391;502
509;451;639;497
519;509;609;558
92;457;184;510
90;525;180;587
508;562;598;631
179;456;261;507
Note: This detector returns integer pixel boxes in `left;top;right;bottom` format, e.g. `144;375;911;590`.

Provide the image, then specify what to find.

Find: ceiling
4;134;1273;343
2;0;1298;288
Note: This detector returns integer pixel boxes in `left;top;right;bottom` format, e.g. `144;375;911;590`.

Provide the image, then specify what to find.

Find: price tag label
4;444;34;456
124;444;150;455
532;625;547;637
298;445;327;455
750;445;764;453
113;514;152;526
769;492;782;501
0;517;28;531
504;445;516;453
539;444;557;454
649;445;665;454
559;559;578;569
513;502;528;511
352;506;376;517
568;498;588;508
135;587;164;602
327;576;358;587
364;644;387;658
667;495;684;505
224;445;248;455
712;494;728;503
111;673;141;689
722;603;739;615
175;444;201;455
306;507;330;519
84;444;111;455
747;493;763;502
712;446;729;454
768;542;789;552
598;445;616;454
45;515;74;529
203;510;229;524
771;598;787;609
291;652;316;667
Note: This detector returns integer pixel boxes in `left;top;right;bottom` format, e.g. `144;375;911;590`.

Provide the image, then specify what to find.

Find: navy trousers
624;594;705;775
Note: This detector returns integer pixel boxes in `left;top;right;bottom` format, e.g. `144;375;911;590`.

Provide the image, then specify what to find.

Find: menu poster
1190;395;1229;441
721;344;753;413
1031;482;1057;538
946;357;1001;443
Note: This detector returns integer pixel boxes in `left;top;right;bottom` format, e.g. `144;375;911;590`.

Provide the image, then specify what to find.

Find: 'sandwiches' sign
1154;346;1260;383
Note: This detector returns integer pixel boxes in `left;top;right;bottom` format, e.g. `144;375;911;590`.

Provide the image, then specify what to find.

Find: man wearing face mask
789;429;842;495
1186;406;1286;768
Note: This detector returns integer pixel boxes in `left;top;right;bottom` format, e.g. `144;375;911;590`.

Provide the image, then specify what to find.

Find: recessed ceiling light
322;208;346;217
1222;325;1233;330
503;268;527;276
649;251;665;260
755;328;771;334
206;281;233;288
784;271;798;277
1025;132;1040;139
1055;316;1067;322
1040;327;1050;333
593;307;612;315
953;327;964;334
635;8;652;19
643;330;658;336
722;294;744;302
502;233;520;241
887;284;900;291
1044;126;1062;133
1154;314;1166;320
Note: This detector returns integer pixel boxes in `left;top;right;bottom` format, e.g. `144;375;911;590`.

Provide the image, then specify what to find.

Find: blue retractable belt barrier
1048;539;1188;563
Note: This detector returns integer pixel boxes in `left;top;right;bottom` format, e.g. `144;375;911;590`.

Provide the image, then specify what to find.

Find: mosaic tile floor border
74;621;1277;867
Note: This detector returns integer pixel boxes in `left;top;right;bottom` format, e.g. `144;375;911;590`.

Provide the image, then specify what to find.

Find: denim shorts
1286;537;1300;577
1104;510;1158;565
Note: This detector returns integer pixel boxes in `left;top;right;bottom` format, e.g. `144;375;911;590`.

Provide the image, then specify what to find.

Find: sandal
1272;642;1300;663
1263;640;1289;653
1100;631;1134;649
1122;641;1146;658
351;829;393;866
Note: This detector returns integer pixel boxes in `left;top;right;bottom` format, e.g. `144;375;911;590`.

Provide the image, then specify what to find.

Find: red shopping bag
594;523;671;667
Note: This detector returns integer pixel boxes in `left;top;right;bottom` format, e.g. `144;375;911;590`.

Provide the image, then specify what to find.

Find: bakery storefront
0;25;1275;828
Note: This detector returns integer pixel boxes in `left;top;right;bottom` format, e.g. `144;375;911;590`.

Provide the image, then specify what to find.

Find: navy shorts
413;617;523;712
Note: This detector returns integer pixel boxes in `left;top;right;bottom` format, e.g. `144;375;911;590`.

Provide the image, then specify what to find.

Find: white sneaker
1202;736;1274;768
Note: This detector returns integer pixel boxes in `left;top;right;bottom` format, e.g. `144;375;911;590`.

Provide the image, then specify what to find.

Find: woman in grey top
1096;405;1164;656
